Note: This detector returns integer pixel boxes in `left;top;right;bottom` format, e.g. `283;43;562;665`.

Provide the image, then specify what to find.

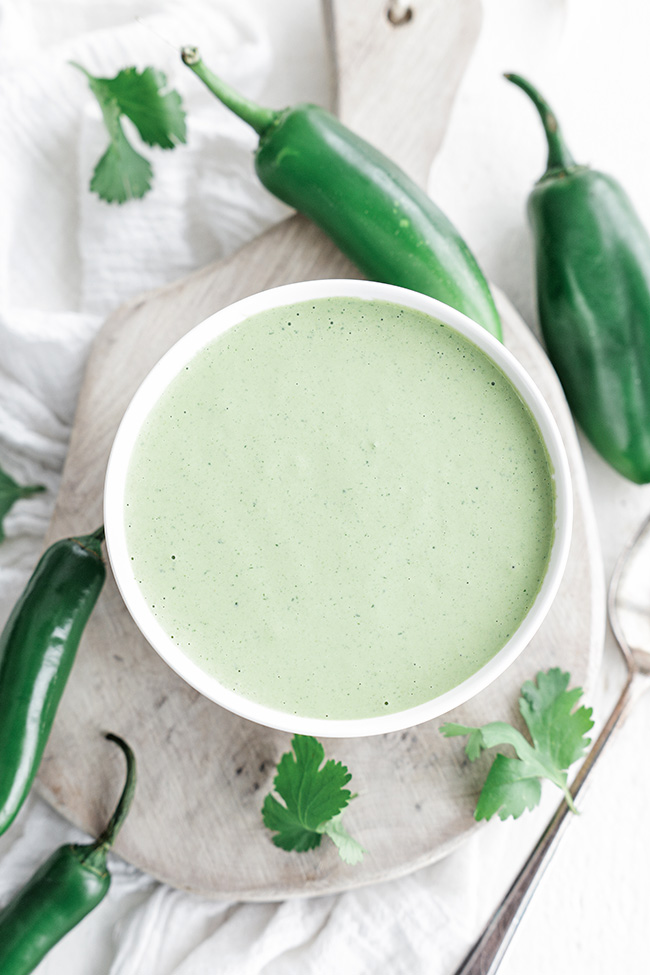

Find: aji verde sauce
124;297;555;719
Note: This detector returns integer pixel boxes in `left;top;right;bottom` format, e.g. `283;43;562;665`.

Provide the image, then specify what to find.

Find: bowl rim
104;278;573;738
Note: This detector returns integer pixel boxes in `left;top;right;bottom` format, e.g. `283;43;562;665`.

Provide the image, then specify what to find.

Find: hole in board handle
387;2;414;25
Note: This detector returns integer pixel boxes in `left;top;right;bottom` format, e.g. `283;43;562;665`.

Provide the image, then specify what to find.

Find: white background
1;0;650;972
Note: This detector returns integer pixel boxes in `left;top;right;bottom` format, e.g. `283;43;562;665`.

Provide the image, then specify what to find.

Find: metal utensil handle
452;673;636;975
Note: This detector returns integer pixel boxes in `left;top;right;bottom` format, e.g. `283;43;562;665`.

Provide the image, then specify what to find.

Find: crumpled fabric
0;1;570;972
0;0;288;617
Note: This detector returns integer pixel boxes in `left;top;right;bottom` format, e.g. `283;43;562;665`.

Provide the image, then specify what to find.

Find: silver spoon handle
452;672;637;975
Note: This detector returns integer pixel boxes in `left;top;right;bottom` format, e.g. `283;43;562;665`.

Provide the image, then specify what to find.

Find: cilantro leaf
0;465;45;543
441;668;593;821
88;100;154;204
262;735;364;863
318;813;366;865
87;67;186;149
474;753;543;820
262;792;323;852
520;669;594;770
72;62;186;203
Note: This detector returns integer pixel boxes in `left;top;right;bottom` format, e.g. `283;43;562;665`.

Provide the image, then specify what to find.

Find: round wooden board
37;250;605;899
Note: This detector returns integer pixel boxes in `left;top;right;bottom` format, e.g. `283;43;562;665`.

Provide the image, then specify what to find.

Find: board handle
323;0;482;185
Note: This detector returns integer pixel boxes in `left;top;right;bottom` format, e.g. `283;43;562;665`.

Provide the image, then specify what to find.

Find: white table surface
2;0;650;972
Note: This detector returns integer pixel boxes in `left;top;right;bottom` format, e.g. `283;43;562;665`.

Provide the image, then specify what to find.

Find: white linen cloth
1;1;650;973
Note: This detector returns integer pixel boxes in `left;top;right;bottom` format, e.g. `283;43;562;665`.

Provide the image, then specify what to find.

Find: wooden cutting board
38;0;605;899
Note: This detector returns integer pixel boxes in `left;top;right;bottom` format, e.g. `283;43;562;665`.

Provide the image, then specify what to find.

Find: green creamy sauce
125;297;556;719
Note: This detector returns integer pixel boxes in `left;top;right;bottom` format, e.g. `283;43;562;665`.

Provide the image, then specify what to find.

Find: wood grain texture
36;0;605;899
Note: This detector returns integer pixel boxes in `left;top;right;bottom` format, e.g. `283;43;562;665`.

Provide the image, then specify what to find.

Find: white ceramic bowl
104;279;572;737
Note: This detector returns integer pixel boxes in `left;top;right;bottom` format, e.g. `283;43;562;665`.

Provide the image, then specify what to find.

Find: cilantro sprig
72;63;186;203
0;465;45;543
441;668;594;821
262;735;365;865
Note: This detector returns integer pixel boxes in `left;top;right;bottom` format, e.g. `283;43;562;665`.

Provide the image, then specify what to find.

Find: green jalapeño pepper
507;73;650;484
0;733;136;975
0;527;106;835
181;47;502;342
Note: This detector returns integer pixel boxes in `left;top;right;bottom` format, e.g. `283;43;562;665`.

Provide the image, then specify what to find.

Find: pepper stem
73;525;105;559
505;73;576;175
181;46;278;136
93;733;137;850
73;734;136;876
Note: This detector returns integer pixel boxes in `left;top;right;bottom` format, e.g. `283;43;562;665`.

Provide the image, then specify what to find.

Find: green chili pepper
0;733;135;975
506;73;650;484
0;527;106;836
181;46;502;342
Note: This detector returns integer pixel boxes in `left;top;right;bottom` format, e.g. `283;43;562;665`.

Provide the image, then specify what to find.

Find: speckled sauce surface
124;296;555;719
